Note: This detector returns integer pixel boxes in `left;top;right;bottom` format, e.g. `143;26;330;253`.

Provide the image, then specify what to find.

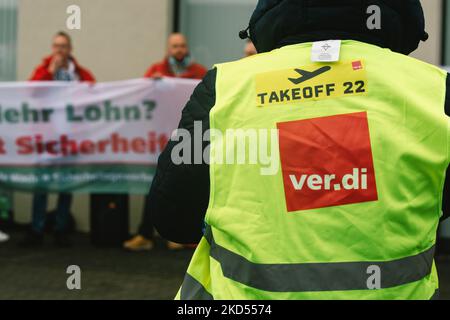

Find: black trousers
138;194;154;239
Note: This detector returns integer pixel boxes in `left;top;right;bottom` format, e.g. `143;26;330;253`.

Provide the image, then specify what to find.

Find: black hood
247;0;427;55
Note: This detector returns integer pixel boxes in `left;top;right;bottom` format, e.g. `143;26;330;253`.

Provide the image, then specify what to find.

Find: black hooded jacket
149;0;450;244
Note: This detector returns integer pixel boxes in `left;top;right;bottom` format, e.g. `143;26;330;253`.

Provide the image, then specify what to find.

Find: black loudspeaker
90;194;129;247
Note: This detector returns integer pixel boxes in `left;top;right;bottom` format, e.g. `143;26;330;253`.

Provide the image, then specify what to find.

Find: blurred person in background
124;33;207;252
244;40;257;57
144;33;207;79
21;31;96;248
29;31;95;82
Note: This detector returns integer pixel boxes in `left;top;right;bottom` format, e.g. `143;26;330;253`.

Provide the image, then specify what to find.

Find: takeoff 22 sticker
255;60;367;106
278;112;378;212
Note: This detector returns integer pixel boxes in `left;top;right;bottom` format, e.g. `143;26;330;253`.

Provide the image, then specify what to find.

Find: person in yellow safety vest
147;0;450;300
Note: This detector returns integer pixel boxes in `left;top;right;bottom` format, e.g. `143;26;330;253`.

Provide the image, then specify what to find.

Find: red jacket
29;55;96;82
144;58;207;80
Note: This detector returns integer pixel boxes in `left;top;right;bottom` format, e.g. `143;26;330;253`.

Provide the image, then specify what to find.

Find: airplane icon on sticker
288;66;332;85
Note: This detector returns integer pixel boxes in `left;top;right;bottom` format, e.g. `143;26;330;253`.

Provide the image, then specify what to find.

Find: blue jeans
32;193;73;233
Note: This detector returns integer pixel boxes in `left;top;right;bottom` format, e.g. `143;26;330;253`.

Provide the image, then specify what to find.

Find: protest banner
0;78;198;193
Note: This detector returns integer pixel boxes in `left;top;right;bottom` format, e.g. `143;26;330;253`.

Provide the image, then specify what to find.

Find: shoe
167;241;185;251
0;230;9;243
19;230;44;248
123;235;154;251
54;232;72;248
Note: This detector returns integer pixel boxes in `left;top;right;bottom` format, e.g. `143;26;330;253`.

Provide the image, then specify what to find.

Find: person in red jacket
22;31;95;248
144;33;207;80
29;31;95;82
124;33;206;252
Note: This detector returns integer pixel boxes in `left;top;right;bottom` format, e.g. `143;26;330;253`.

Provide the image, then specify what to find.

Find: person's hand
48;55;64;74
151;72;164;80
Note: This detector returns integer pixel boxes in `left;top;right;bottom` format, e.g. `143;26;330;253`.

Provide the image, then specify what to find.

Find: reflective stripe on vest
180;273;214;300
204;226;434;292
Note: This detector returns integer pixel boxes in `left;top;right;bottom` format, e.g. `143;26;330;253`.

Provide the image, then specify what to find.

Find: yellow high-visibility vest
177;40;449;300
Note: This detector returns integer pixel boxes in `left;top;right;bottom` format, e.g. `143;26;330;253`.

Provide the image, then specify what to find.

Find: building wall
180;0;444;68
0;0;18;81
17;0;172;81
179;0;257;69
411;0;443;65
14;0;172;233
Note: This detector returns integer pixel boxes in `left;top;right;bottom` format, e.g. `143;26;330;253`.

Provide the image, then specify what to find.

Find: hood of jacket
248;0;427;55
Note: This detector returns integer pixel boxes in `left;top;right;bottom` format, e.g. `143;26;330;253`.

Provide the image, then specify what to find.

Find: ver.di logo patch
277;112;378;212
